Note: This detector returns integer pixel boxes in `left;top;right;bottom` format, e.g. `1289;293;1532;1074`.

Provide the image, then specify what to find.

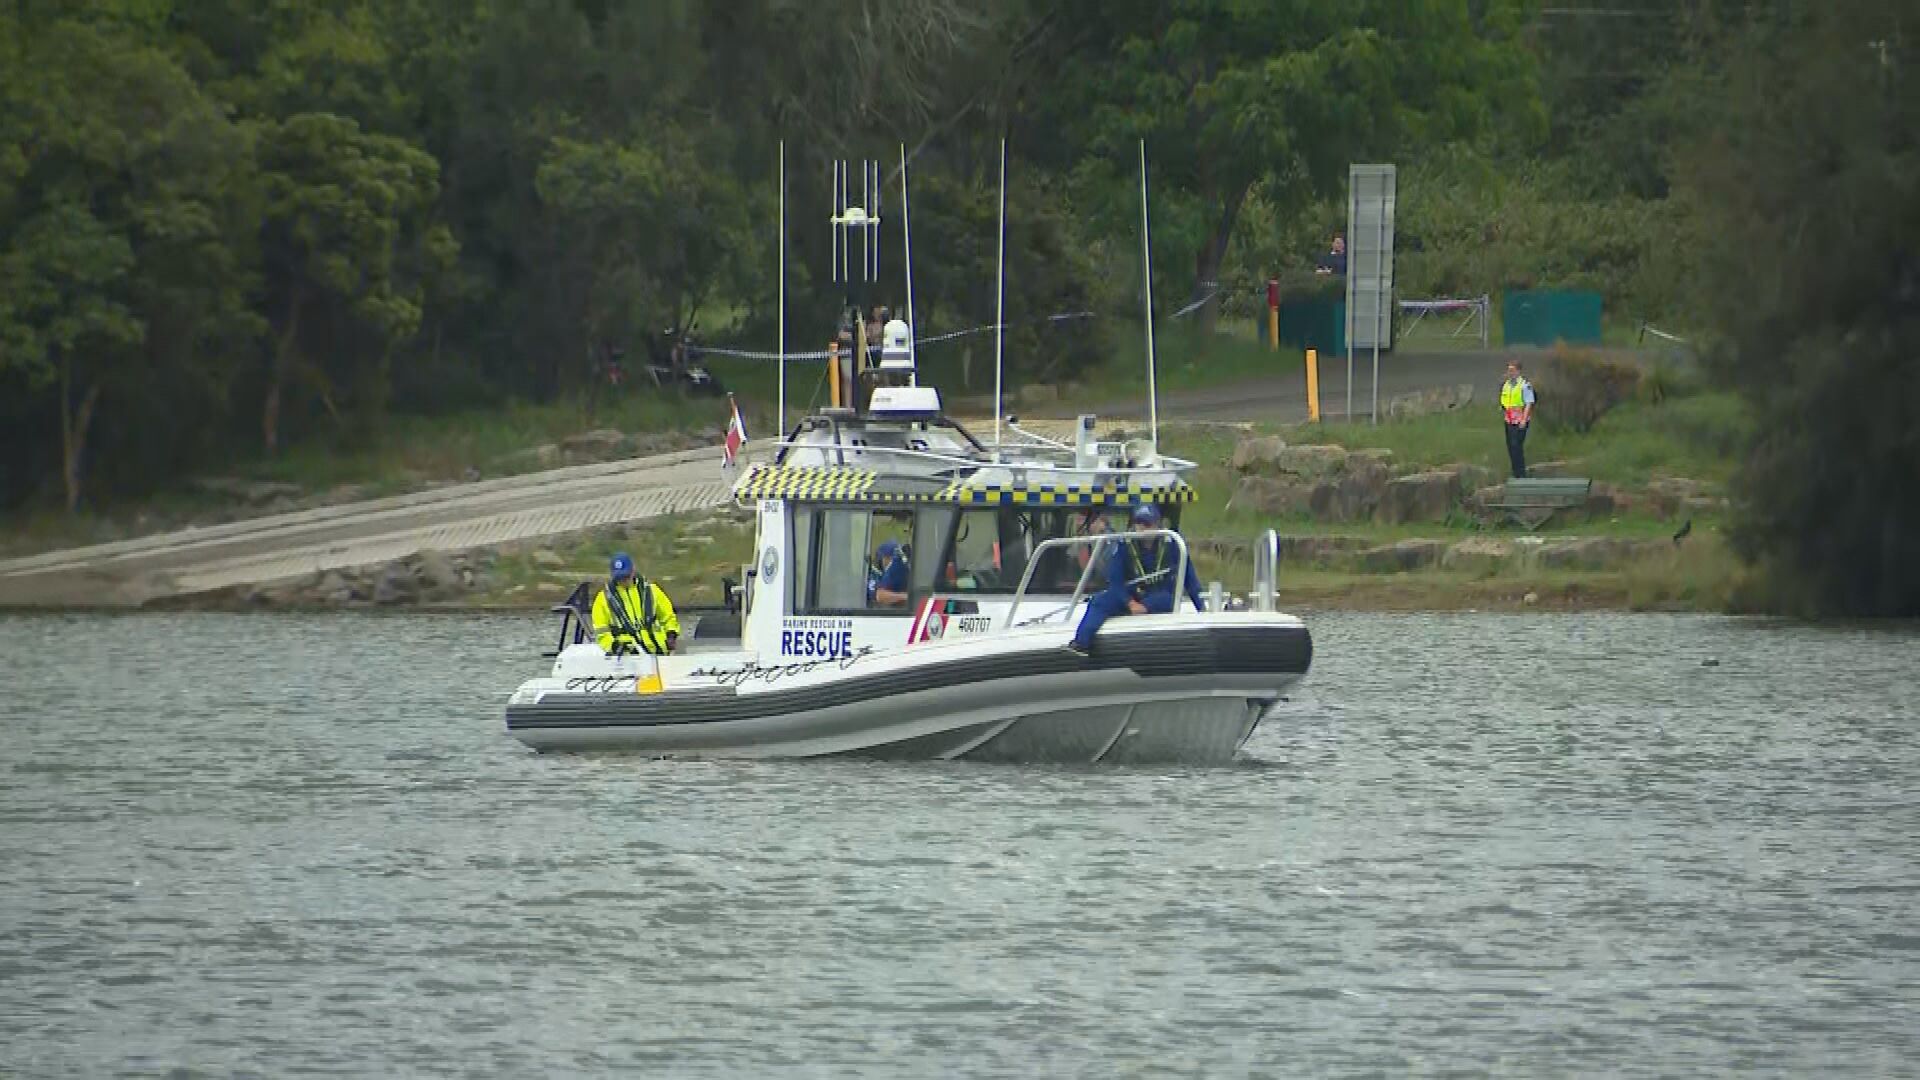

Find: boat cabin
735;413;1199;663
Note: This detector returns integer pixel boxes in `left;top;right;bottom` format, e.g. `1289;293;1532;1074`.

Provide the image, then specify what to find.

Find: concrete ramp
0;448;739;608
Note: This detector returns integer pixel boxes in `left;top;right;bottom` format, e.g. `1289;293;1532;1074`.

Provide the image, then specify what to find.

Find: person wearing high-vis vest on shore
1500;360;1536;479
592;552;680;656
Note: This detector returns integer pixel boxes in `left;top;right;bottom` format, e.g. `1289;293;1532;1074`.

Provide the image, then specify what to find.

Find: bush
1540;347;1640;433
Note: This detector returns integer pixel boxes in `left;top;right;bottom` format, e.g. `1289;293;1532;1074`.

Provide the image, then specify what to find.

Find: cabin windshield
936;506;1143;595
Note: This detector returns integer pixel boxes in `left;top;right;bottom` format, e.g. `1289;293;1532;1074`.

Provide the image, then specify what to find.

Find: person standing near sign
594;552;679;655
1500;360;1536;478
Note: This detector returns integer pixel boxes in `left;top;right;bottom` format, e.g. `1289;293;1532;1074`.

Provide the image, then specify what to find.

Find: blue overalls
1070;537;1206;650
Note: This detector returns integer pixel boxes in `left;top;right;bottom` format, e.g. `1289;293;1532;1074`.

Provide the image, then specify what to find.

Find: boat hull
505;616;1311;764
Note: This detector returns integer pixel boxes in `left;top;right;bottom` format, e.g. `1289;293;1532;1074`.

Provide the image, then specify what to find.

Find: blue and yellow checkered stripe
734;466;878;501
734;465;1196;507
935;480;1197;506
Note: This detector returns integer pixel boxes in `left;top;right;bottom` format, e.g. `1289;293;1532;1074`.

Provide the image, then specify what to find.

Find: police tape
680;310;1102;363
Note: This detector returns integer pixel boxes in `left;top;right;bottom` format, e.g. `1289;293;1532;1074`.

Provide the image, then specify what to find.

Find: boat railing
1251;529;1282;613
1000;528;1190;631
767;438;1196;479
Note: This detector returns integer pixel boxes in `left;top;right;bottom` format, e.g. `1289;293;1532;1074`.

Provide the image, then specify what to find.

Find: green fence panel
1502;290;1603;346
1275;298;1346;354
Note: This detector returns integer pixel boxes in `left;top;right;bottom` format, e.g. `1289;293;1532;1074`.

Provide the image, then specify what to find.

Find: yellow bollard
1268;306;1280;353
828;341;842;408
1305;348;1321;422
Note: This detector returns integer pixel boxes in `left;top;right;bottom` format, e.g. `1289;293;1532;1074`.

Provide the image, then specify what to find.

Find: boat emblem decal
761;546;779;584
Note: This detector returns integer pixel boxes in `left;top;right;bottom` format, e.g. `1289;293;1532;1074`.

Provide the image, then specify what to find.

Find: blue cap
610;552;634;579
877;539;902;560
1131;504;1163;526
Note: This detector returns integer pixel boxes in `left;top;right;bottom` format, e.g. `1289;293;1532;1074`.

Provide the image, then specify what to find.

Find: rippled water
2;612;1917;1077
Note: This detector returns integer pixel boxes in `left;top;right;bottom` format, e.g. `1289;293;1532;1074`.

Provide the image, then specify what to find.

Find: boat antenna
777;140;786;436
1139;139;1159;449
899;143;918;384
993;136;1007;450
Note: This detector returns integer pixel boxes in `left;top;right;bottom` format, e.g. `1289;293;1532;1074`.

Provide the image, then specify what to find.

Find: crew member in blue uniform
869;538;910;607
1066;504;1205;656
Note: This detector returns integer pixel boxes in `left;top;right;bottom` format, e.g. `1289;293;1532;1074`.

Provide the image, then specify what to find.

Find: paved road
0;447;741;608
0;349;1521;607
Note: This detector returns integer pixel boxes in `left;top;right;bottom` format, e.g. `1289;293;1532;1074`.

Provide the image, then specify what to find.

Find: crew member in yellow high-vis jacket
1500;360;1536;479
593;552;679;655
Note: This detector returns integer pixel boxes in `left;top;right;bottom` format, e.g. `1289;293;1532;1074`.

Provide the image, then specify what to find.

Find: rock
1441;537;1517;572
499;444;562;472
415;550;462;594
1527;460;1576;478
462;466;482;483
1468;483;1507;516
1284;535;1374;567
1648;476;1708;500
1442;463;1497;493
1583;483;1618;517
1348;448;1395;470
190;476;303;503
372;563;417;605
1644;477;1714;518
560;429;629;462
1681;495;1728;514
678;532;715;547
1523;590;1540;606
1310;461;1389;523
1380;470;1462;524
1385;382;1474;421
1358;539;1447;573
530;550;565;569
1269;444;1350;480
1015;383;1058;406
1230;435;1291;471
1229;476;1315;517
1533;537;1657;571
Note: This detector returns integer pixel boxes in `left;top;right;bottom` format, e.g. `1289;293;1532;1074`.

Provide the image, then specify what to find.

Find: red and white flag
723;394;747;467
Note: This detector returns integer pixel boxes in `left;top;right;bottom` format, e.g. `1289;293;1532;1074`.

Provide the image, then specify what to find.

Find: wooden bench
1485;476;1592;530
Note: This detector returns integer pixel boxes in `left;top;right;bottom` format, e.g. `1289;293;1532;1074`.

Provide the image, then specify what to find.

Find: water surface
2;612;1916;1077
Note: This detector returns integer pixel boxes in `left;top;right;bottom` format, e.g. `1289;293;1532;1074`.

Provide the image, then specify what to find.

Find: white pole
1371;184;1384;425
993;137;1007;449
1139;139;1158;447
899;144;918;384
859;159;869;288
777;140;787;437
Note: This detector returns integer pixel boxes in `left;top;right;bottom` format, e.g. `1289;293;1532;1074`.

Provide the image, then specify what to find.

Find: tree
0;15;255;511
254;112;446;451
1681;1;1920;615
1039;0;1538;332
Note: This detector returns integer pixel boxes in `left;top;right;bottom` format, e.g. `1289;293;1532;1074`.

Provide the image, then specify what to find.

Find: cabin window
935;507;1142;594
789;506;916;616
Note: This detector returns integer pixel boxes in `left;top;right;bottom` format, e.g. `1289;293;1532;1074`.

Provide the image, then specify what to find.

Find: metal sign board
1344;164;1396;350
1344;164;1397;422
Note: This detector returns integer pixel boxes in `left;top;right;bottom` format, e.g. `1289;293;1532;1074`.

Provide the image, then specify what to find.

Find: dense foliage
1;2;1913;615
1679;1;1920;616
0;0;1533;511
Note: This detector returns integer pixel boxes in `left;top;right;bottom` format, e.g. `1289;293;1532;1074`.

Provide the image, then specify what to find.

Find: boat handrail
764;438;1197;479
1251;528;1282;612
1001;528;1190;630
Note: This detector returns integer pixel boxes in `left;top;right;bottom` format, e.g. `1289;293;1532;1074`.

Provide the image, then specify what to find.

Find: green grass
240;391;705;492
474;511;758;609
1254;390;1748;490
0;389;719;557
1154;386;1747;562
